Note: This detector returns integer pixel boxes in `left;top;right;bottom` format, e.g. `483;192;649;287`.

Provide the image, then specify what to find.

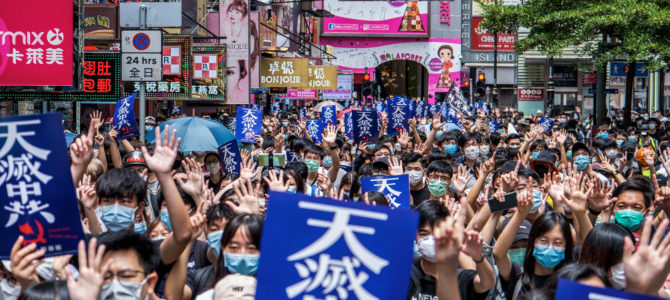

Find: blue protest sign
555;279;662;300
354;100;361;108
113;94;140;141
256;191;418;300
170;105;183;116
217;140;242;175
428;104;439;117
387;103;409;135
374;102;385;115
286;151;300;162
235;106;263;144
440;101;448;119
251;104;262;110
408;100;416;117
361;175;411;209
306;119;323;143
0;114;86;259
300;108;307;119
538;117;555;132
352;110;379;144
488;120;498;133
272;102;281;114
321;105;337;127
344;99;351;109
475;102;489;113
415;101;425;118
344;112;354;139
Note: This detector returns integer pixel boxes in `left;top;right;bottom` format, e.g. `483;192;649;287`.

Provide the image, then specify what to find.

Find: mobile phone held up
488;192;518;213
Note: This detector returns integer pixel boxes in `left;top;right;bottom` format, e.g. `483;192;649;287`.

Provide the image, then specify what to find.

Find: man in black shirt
406;153;431;207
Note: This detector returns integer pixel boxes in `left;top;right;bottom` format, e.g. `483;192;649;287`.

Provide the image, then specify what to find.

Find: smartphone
257;154;286;167
488;192;518;213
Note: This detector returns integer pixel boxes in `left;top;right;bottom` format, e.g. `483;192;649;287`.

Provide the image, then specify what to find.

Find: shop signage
322;0;429;37
518;88;544;101
308;65;338;90
277;89;317;100
84;6;117;38
471;17;515;51
260;58;309;89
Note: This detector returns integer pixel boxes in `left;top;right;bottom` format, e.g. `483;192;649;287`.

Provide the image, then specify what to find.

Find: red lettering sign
518;88;544;101
471;17;515;52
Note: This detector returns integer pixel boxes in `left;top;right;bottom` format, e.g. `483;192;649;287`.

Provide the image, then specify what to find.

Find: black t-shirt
406;260;488;300
500;263;551;299
411;185;431;208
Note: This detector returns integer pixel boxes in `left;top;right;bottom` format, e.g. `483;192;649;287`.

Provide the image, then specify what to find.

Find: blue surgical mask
616;139;624;148
322;156;333;168
597;133;609;139
566;150;572;159
508;248;526;266
574;155;590;171
207;230;224;258
445;144;458;155
343;191;351;199
628;136;638;143
133;222;147;234
533;244;565;269
436;130;444;137
530;190;543;213
100;204;136;232
368;144;376;150
145;125;154;132
287;186;297;193
532;151;540;160
160;208;173;232
413;240;422;259
224;252;260;275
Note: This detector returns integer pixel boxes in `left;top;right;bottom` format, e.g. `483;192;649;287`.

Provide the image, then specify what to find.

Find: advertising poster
322;0;429;37
308;65;338;90
323;73;353;100
250;11;260;89
84;6;117;38
0;0;73;85
261;58;309;89
471;17;515;51
220;0;250;104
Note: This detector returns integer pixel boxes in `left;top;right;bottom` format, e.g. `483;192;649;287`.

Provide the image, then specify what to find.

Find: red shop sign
518;88;544;101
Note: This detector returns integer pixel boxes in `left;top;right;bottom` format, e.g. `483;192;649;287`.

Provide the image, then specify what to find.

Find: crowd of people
5;102;670;300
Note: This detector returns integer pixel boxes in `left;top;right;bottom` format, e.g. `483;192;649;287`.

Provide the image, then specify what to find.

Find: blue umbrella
146;117;235;152
65;132;78;147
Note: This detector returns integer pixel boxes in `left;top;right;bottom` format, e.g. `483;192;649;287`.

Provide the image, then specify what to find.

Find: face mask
428;179;447;197
615;209;644;231
610;262;626;290
224;252;260;275
408;171;423;185
413;240;422;259
100;204;136;232
597;133;609;139
532;151;540;160
206;163;220;175
480;145;490;156
464;146;479;160
444;144;458;155
628;136;638;143
0;278;21;300
530;190;543;213
287;186;297;194
304;159;320;173
574;155;590;171
606;149;618;159
649;124;657;130
100;277;148;300
160;208;173;232
567;150;572;159
510;145;520;149
152;236;165;242
508;248;526;266
368;143;377;150
616;139;624;148
322;156;333;168
134;223;147;234
145;125;154;132
417;236;436;262
207;230;224;258
282;122;289;127
558;119;566;123
436;130;444;138
533;244;565;269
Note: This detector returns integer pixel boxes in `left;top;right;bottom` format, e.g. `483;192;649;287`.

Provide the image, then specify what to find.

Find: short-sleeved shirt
410;184;431;207
499;263;551;299
406;260;489;300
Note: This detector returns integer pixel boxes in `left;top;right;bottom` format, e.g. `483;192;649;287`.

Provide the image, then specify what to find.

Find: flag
235;106;263;143
113;94;140;141
217;140;242;175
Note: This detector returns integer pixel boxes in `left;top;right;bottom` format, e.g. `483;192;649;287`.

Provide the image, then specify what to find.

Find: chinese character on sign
389;104;407;134
169;82;180;93
361;175;410;209
157;82;169;92
306;119;323;143
217;141;242;175
235;107;262;144
268;61;279;75
281;61;294;74
113;94;140;141
321;105;336;127
146;82;157;93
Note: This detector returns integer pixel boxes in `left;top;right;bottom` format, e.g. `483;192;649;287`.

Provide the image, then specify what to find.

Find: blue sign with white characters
0;114;86;259
344;112;354;139
170;105;183;116
113;94;140;141
538;117;555;132
361;174;411;209
217;140;242;175
286;151;300;162
256;191;418;300
555;279;662;300
488;120;498;133
387;103;410;135
235;106;263;144
352;110;379;144
321;105;337;128
306;119;323;143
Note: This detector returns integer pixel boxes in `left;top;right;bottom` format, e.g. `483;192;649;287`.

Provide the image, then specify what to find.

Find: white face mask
206;163;221;175
610;262;626;290
417;235;436;262
408;171;423;185
0;278;20;300
464;146;480;160
100;277;149;300
479;145;490;156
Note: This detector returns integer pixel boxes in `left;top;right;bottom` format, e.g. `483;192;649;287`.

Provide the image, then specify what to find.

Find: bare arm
108;128;122;169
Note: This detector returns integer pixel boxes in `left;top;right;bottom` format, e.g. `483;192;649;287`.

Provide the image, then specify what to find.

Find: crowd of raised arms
7;104;670;300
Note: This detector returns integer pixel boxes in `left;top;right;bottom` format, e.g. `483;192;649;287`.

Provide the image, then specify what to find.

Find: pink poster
0;0;73;86
277;89;318;100
250;11;260;89
220;0;250;104
322;0;428;37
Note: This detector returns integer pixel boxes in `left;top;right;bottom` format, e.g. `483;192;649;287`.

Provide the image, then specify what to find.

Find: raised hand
516;177;534;217
433;198;466;264
413;143;426;155
189;205;207;240
587;177;612;212
452;166;474;196
322;125;337;147
501;160;521;193
10;236;45;288
240;156;258;180
108;125;118;140
624;218;670;295
264;170;289;192
228;177;261;215
562;175;591;214
52;254;74;280
461;230;484;262
90;111;103;133
177;157;204;200
141;125;181;175
661;148;670;175
388;156;404;176
652;172;670;209
398;128;410;149
431;113;444;131
66;238;111;300
317;172;332;193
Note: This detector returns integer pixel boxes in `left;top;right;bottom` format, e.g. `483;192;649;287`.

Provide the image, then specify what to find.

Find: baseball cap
501;217;531;244
122;150;147;168
213;274;256;300
145;116;156;125
372;156;390;170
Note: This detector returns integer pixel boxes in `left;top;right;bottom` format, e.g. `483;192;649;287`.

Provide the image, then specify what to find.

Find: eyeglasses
428;174;450;182
535;239;565;249
103;269;145;284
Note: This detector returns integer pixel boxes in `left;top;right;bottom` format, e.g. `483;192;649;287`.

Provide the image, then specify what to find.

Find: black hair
285;168;306;194
97;231;160;274
428;151;450;164
522;212;574;287
506;133;521;143
415;200;450;228
339;172;360;200
490;132;501;147
157;179;196;210
543;263;611;297
304;144;326;160
206;195;236;227
18;280;70;300
262;135;275;150
213;214;264;285
600;139;618;151
426;160;453;178
612;176;652;208
578;223;633;274
404;152;426;168
372;144;392;156
285;161;308;181
529;140;547;152
358;163;374;178
96;168;146;206
517;289;553;300
365;191;389;206
517;167;541;184
458;132;480;148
